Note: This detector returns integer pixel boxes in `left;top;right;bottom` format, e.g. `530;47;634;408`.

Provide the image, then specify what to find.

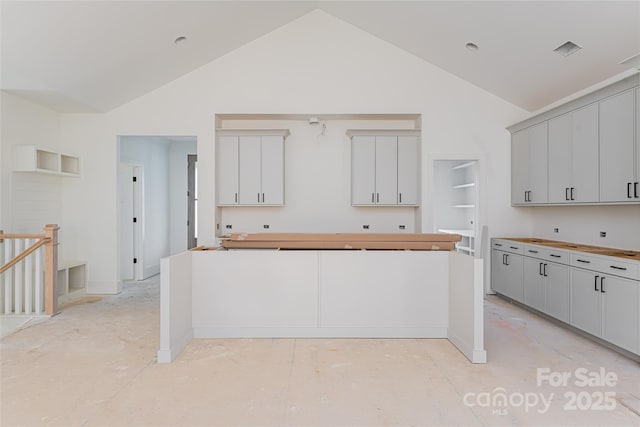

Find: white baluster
25;239;33;315
35;245;43;314
4;238;13;314
14;239;24;314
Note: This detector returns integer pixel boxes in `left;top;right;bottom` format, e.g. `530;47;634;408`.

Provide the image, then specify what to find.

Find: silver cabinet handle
376;193;379;203
262;193;265;203
235;193;238;203
594;275;599;292
609;265;627;271
399;193;402;203
258;193;260;203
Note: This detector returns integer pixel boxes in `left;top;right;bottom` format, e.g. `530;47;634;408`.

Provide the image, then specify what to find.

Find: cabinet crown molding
216;129;290;138
346;129;420;138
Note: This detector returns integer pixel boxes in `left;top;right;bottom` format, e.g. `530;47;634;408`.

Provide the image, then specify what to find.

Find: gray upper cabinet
511;122;548;205
350;132;419;206
509;74;640;206
548;103;599;203
599;89;637;202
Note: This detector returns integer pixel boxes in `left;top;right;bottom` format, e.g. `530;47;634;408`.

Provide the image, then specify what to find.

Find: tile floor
1;275;639;426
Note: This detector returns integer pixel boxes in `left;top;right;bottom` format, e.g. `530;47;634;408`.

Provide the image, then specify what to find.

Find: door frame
118;161;144;282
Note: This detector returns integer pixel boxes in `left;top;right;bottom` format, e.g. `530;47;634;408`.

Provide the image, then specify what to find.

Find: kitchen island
158;233;485;364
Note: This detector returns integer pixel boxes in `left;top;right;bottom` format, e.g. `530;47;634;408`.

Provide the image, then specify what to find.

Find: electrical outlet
600;231;606;238
399;225;406;230
225;224;232;229
263;224;270;229
553;228;559;233
363;224;370;229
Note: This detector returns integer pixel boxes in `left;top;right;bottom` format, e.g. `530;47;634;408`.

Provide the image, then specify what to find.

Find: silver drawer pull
528;250;538;253
609;265;627;271
577;259;591;264
510;246;519;250
494;243;503;247
550;254;561;258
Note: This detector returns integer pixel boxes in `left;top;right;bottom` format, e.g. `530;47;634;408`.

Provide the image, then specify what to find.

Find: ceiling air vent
553;41;582;57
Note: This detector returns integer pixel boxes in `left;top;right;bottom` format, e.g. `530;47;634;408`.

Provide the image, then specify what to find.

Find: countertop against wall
499;237;640;261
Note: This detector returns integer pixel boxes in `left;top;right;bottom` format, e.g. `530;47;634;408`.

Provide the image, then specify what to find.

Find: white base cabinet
570;267;639;354
492;238;640;357
491;241;524;302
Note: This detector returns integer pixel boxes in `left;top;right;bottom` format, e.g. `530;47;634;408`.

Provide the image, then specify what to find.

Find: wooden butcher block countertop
503;238;640;261
220;232;462;251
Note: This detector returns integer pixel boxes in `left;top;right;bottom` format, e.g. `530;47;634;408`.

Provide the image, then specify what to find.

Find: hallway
1;276;639;426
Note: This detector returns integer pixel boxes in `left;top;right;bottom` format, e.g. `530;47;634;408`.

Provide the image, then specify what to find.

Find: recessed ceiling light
174;36;188;45
553;41;582;57
466;42;479;51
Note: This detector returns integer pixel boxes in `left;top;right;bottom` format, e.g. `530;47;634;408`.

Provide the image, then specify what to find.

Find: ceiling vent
553;41;582;57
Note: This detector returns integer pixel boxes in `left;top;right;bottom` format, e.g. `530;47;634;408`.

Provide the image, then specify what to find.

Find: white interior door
118;164;134;281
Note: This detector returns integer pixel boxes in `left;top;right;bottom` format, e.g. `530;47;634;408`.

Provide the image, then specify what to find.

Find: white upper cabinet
548;103;599;203
350;131;419;206
216;130;288;206
397;136;419;205
509;75;640;206
511;122;548;205
351;136;377;205
259;135;285;205
217;136;240;205
599;89;637;202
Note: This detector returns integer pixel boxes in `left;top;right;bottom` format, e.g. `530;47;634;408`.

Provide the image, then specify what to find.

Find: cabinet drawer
523;244;569;264
570;253;640;280
492;240;524;254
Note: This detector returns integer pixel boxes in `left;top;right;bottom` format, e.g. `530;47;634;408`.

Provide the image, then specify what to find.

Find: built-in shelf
453;183;475;189
13;145;80;177
345;129;421;138
215;129;291;138
452;204;475;208
57;260;86;306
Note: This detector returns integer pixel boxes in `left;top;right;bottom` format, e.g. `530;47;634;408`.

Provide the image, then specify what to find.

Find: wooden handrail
0;224;59;315
0;233;46;241
0;238;49;274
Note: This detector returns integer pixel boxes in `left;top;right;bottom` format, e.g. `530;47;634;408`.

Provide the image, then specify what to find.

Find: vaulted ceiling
2;1;639;113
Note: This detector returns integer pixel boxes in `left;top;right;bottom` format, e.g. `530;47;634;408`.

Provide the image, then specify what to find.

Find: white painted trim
193;327;447;339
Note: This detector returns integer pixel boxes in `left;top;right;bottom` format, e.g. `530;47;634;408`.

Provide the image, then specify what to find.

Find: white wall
530;205;640;251
0;92;66;249
169;139;197;254
120;137;171;279
54;10;530;293
217;118;418;234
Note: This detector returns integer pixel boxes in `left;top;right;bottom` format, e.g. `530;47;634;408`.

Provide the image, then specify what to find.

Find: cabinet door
637;87;640;185
548;113;572;203
545;262;570;322
523;258;545;312
491;249;508;295
601;275;639;353
570;268;601;337
238;136;262;205
528;122;548;203
217;136;239;205
571;103;599;203
260;136;284;205
600;90;635;202
504;253;524;302
511;130;529;204
375;136;398;204
351;136;376;205
397;135;418;205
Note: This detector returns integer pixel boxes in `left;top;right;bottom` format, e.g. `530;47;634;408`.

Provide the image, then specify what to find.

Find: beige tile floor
1;275;639;426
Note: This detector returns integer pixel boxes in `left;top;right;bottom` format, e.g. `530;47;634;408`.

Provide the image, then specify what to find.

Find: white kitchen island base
158;249;486;364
